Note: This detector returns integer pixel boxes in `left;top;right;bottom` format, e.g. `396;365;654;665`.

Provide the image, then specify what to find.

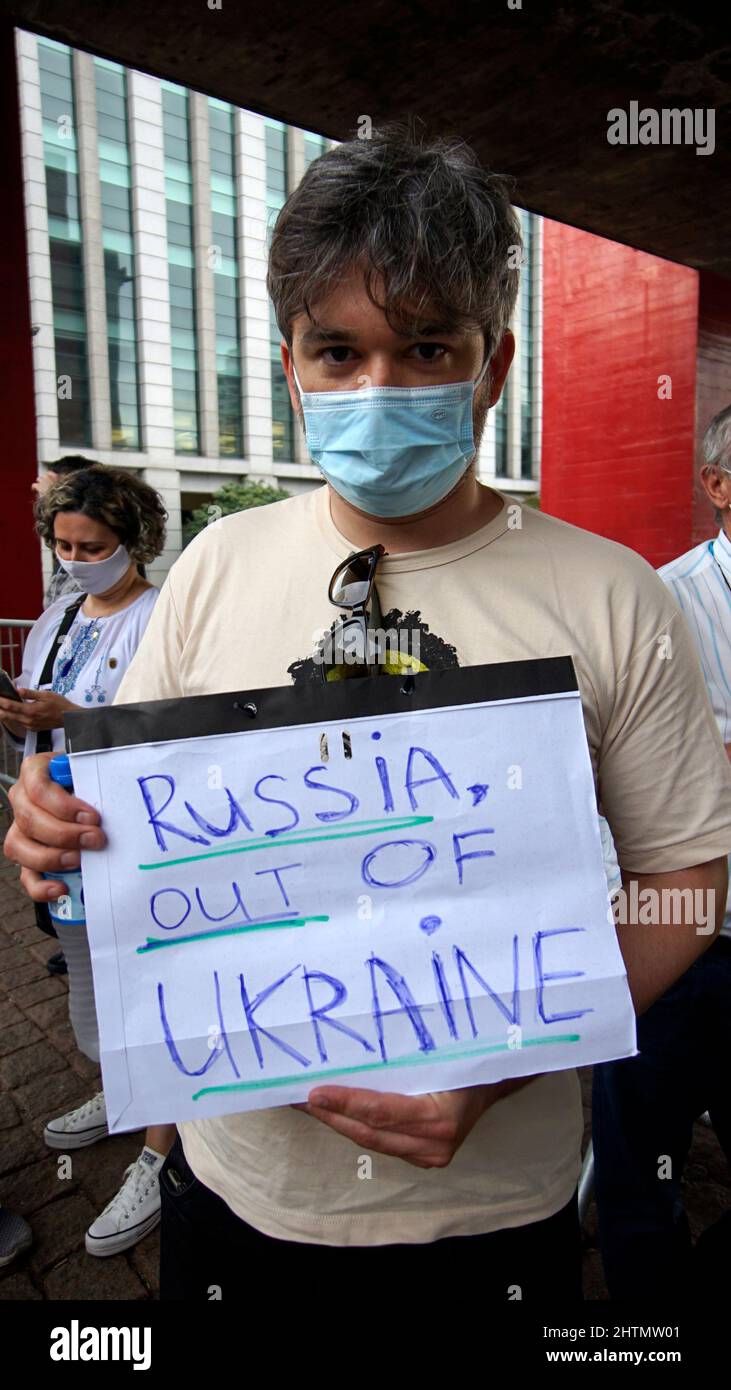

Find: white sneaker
44;1091;108;1150
85;1147;163;1257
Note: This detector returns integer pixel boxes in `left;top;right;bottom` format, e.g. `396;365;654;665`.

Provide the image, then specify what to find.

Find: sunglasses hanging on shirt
319;544;387;684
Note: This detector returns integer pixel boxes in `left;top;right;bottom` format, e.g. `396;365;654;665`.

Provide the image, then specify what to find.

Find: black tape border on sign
64;655;579;754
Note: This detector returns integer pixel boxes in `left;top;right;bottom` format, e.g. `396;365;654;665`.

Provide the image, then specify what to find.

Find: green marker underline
192;1033;581;1099
138;814;434;871
137;914;329;954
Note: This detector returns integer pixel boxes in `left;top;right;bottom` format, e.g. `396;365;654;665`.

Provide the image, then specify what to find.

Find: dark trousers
160;1133;583;1302
592;935;731;1300
34;900;58;939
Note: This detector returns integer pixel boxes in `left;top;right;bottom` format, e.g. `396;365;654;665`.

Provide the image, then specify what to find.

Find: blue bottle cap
49;754;73;789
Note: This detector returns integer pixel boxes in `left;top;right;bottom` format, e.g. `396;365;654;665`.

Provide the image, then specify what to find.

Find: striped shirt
600;527;731;923
659;528;731;743
659;527;731;931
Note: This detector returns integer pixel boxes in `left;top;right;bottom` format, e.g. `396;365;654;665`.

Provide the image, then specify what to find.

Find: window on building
94;58;141;450
490;210;539;483
303;132;327;167
208;98;243;457
180;490;215;545
38;38;91;447
494;384;508;478
162;83;200;454
265;117;293;463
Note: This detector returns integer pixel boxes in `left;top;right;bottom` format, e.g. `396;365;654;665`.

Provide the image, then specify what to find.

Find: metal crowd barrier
0;619;32;813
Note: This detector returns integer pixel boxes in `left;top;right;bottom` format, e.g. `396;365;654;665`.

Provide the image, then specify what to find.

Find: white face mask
56;543;133;595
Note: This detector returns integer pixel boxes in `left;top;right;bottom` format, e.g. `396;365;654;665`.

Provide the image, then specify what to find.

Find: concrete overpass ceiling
3;0;729;275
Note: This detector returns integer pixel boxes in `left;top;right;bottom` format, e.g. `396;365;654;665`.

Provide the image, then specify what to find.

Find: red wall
0;23;43;621
541;219;699;568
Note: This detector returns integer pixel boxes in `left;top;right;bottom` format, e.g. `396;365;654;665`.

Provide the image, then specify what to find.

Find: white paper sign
70;689;636;1132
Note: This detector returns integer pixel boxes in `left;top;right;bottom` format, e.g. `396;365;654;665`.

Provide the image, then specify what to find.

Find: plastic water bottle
42;753;86;925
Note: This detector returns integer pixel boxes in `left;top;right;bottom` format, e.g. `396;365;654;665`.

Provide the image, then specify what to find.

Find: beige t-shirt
114;485;731;1245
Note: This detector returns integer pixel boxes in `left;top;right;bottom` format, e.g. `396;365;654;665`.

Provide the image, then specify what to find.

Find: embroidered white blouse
9;586;158;759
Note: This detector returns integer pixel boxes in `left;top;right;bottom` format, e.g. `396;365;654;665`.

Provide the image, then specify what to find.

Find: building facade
16;29;542;592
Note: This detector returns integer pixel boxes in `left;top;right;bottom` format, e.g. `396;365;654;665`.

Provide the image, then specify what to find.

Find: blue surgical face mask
292;355;490;518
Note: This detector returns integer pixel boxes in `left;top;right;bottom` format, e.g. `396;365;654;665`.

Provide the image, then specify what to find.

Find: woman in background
0;465;176;1257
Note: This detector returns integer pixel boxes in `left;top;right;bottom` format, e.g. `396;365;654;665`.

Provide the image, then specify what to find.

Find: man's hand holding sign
296;1079;531;1169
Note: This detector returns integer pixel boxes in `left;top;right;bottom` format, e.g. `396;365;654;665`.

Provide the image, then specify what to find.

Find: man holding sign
6;124;731;1303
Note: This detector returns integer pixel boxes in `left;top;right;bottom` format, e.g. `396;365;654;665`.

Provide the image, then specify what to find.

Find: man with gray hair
5;125;731;1304
661;404;731;761
593;403;731;1298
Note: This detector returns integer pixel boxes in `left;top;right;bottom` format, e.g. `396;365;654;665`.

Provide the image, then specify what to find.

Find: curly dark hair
34;464;167;564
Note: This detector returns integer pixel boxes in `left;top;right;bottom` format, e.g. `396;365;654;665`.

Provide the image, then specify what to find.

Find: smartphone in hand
0;669;23;702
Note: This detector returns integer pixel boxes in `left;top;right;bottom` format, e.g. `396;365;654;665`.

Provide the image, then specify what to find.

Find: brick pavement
0;810;158;1299
1;806;729;1300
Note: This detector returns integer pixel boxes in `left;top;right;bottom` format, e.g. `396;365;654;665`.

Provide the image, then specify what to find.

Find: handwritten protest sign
66;659;636;1133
